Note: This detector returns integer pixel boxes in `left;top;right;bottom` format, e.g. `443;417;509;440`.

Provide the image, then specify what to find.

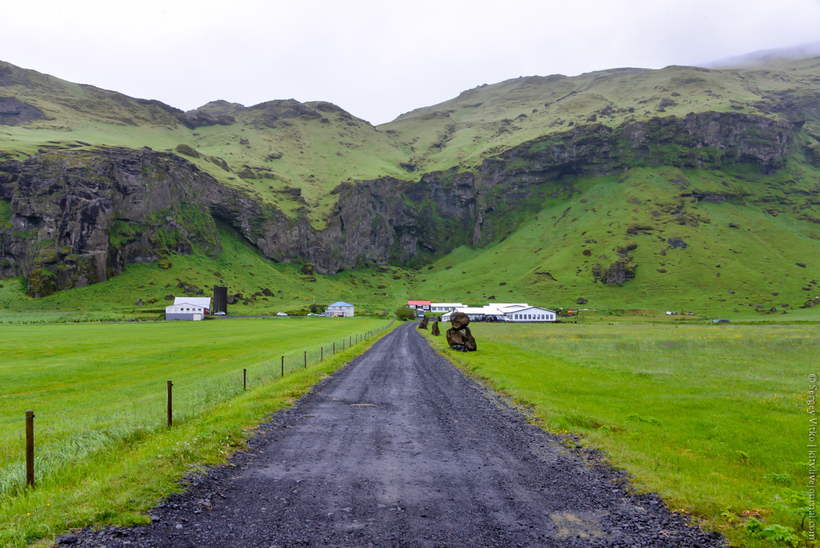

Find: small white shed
326;301;355;317
166;297;211;321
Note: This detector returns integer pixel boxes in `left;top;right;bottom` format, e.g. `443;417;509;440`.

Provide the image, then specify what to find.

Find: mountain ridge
1;56;819;315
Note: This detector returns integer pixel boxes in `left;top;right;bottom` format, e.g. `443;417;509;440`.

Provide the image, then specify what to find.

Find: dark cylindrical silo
213;286;228;315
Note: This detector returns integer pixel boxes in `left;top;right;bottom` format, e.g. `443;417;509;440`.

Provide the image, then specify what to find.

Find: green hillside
380;58;820;173
0;61;411;226
414;165;820;318
0;55;819;318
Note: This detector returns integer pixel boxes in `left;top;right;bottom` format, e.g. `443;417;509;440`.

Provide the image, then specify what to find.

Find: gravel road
59;322;725;547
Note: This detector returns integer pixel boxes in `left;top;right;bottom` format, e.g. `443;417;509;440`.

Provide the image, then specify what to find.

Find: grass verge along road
424;322;815;548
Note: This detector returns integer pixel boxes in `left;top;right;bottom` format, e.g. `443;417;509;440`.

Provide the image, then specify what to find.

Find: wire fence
0;320;394;498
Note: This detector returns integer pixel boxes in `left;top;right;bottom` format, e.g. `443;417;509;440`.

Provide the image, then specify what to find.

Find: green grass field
424;322;817;547
0;317;394;547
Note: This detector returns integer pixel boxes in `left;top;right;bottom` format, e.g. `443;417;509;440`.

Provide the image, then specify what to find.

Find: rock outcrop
0;97;49;125
0;148;220;295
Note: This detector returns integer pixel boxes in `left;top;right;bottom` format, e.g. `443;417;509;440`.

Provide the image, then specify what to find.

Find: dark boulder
446;312;476;352
431;321;440;336
418;316;429;330
450;312;470;329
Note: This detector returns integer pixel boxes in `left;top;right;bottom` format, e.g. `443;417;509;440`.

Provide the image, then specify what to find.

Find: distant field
424;322;816;547
0;318;389;498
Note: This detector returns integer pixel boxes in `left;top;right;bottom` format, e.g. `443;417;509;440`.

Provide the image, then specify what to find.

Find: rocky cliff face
0;109;801;295
0;148;221;296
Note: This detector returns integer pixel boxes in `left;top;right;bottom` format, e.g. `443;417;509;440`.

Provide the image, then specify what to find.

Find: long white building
442;303;556;323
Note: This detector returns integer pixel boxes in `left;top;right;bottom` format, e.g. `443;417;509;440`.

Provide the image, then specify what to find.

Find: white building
442;303;556;323
443;305;505;322
326;301;355;317
166;297;211;321
505;306;556;322
430;303;464;313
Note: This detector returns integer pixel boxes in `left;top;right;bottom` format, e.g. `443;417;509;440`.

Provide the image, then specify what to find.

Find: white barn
166;297;211;321
442;303;556;323
494;303;529;314
443;305;505;322
506;306;556;322
326;301;355;317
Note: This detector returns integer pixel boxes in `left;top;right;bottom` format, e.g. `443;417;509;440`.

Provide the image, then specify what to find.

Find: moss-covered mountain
0;56;818;315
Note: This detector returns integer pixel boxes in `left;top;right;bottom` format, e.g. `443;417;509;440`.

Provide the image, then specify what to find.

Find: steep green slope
0;56;819;316
414;164;820;317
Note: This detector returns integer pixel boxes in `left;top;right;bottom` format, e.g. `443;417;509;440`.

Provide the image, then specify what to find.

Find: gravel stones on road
58;323;725;547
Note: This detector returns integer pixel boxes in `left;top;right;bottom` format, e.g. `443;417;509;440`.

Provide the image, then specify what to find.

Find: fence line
0;320;394;497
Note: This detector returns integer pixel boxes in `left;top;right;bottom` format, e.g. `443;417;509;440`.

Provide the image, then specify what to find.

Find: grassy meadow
0;317;394;547
424;321;817;547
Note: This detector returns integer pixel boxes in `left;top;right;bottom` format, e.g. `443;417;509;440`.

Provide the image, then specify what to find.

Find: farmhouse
166;297;211;321
326;301;355;317
407;300;431;311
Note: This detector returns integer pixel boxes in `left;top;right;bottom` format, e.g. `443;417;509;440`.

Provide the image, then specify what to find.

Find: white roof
494;303;530;311
173;297;211;308
328;301;354;308
166;303;204;311
455;306;499;315
430;303;464;307
512;306;556;313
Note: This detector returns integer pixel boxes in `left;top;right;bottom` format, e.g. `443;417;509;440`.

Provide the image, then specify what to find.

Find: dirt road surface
61;323;725;547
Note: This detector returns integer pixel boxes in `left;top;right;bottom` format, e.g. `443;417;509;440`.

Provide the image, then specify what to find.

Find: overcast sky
3;0;820;125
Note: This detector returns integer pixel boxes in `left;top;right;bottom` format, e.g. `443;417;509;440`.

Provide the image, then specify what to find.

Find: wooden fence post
321;347;323;361
243;368;247;390
281;356;284;377
167;380;173;428
333;342;335;355
25;410;34;488
304;350;307;368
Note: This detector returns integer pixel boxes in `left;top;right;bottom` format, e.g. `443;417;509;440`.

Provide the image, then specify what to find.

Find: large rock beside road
447;312;476;351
